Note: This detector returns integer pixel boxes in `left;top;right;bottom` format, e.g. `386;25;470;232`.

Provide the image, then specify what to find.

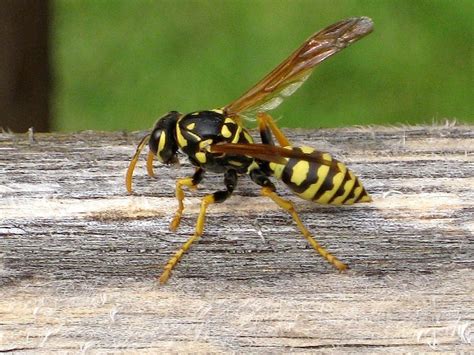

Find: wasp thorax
149;111;181;164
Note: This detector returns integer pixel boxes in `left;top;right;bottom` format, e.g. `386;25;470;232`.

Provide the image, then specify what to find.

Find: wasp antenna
126;134;151;193
146;151;156;177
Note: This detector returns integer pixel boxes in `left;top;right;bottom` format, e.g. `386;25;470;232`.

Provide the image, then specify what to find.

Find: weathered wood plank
0;124;473;352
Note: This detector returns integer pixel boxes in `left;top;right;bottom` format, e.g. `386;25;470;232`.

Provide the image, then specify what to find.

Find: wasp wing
223;17;373;119
210;143;340;171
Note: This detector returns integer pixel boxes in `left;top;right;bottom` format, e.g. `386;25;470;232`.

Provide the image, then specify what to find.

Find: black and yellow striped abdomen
269;146;371;205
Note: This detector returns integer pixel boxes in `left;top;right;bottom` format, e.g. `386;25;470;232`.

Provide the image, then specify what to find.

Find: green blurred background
53;0;473;131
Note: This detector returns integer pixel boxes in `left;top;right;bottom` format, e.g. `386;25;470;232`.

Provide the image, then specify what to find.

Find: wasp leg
257;112;291;147
160;169;238;284
250;168;348;271
261;186;348;271
170;167;204;232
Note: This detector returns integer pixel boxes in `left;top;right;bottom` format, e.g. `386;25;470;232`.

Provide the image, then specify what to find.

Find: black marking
192;168;205;185
304;162;319;190
354;182;368;203
237;129;252;144
312;167;336;201
221;121;240;141
179;111;224;141
175;111;257;174
343;177;359;204
250;168;276;189
355;184;369;203
281;156;310;194
259;124;274;145
213;169;238;203
329;169;351;204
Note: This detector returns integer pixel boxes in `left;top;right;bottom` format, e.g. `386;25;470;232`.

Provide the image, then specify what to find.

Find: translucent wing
223;17;373;119
210;143;340;171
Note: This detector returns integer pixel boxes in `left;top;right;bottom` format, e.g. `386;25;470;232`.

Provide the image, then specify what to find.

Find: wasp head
149;111;181;164
125;111;181;193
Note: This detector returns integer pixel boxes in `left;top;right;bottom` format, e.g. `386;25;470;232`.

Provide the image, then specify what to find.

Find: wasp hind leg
170;168;204;231
160;169;238;284
262;186;348;271
250;169;348;272
257;112;291;147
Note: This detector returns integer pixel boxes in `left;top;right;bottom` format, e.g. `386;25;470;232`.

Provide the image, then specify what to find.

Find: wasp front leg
160;169;238;284
170;167;204;231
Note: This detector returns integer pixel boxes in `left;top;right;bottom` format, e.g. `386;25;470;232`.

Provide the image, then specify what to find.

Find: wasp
126;17;374;283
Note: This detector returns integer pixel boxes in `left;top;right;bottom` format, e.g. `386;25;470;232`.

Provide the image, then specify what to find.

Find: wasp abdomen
269;146;371;205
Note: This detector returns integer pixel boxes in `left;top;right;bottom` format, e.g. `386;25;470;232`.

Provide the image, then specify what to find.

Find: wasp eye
148;128;161;155
148;111;181;164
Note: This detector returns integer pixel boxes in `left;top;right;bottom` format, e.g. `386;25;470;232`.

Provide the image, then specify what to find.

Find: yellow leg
159;194;215;284
261;187;348;271
170;168;203;231
257;112;291;147
159;169;237;284
170;178;197;231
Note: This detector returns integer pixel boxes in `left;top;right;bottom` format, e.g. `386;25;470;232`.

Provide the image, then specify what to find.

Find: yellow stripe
246;161;260;174
176;124;187;148
300;146;315;154
221;124;232;138
195;152;206;163
344;178;366;204
243;130;254;143
199;139;213;150
290;160;310;186
298;151;332;202
314;163;348;204
157;131;166;157
331;171;356;205
344;185;363;205
232;125;242;143
269;162;285;179
298;164;330;201
269;146;291;179
228;160;243;167
184;130;201;142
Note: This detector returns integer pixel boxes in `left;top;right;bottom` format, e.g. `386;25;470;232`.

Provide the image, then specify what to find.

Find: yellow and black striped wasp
126;17;374;283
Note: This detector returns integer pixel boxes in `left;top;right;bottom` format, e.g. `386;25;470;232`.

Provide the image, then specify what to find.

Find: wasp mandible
126;17;374;283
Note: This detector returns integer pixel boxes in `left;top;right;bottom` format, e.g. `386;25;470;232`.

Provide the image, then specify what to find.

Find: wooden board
0;124;473;352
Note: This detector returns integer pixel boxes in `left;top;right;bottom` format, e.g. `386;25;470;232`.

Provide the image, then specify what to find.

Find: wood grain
0;124;473;352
